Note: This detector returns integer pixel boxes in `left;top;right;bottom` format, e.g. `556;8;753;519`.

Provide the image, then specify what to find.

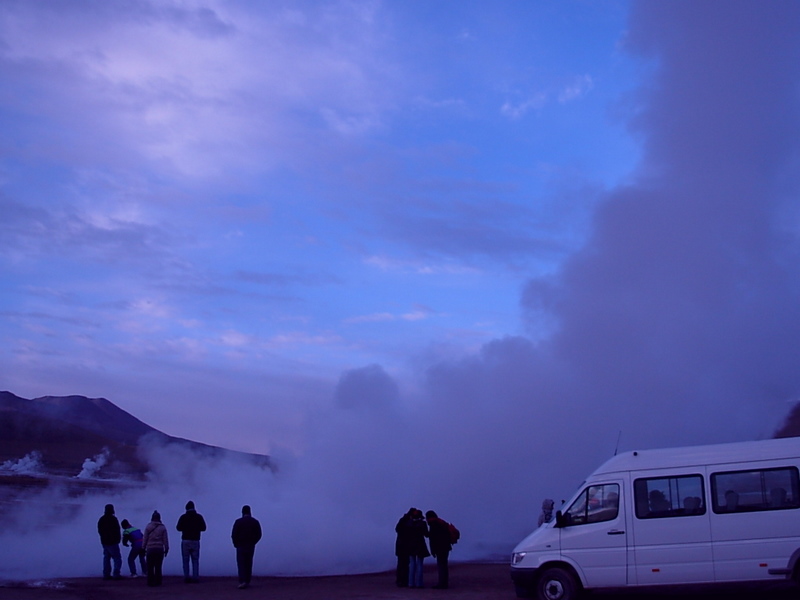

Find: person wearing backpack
425;510;453;589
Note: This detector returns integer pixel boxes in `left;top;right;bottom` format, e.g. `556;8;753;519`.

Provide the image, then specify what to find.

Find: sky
3;0;800;578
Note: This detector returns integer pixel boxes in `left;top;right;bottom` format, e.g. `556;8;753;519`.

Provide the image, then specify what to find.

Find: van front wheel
536;567;578;600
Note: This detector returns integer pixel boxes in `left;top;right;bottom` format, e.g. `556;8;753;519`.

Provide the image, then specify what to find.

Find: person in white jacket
143;511;169;587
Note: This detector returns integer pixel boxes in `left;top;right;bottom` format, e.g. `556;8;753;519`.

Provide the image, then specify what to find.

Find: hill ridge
0;391;271;480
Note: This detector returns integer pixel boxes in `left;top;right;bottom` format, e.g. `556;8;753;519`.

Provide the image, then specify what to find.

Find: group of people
394;508;453;589
96;502;263;589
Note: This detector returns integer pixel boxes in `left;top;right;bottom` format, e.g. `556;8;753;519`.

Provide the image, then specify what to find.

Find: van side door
631;472;712;584
559;480;627;588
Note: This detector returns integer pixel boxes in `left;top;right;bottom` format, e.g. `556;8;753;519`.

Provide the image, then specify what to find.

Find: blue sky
1;0;640;450
3;0;800;523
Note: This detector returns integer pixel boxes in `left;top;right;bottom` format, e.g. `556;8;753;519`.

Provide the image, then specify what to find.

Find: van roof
591;437;800;476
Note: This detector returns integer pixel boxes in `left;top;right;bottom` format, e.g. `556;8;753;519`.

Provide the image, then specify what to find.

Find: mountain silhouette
0;391;271;480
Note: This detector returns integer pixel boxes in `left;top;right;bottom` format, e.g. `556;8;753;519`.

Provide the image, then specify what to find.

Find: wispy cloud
344;305;434;324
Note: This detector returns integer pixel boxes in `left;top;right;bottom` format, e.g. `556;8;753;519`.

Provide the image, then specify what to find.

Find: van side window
564;483;620;526
711;467;800;514
633;474;705;519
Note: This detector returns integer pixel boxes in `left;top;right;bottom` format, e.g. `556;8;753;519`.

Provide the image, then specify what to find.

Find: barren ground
2;563;798;600
1;562;511;600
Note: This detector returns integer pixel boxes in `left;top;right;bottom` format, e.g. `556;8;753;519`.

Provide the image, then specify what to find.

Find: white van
510;437;800;599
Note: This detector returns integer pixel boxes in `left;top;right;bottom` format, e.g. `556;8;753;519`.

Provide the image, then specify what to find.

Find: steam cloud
75;448;111;480
1;452;44;476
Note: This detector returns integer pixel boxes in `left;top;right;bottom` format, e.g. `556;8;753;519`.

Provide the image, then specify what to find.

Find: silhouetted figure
394;507;416;587
143;510;169;587
426;510;453;589
232;505;262;589
407;509;430;588
121;519;146;577
176;500;207;583
97;503;122;580
538;499;555;527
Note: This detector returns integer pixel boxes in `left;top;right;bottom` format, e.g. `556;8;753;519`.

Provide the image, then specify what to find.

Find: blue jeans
408;555;424;588
182;539;201;580
127;546;146;575
102;544;122;578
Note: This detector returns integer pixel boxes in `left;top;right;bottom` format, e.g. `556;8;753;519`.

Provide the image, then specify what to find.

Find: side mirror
555;510;568;528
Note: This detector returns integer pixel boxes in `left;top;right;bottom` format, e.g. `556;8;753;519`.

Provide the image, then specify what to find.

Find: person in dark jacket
231;505;262;589
394;507;416;587
426;510;453;589
97;503;122;580
407;509;430;588
121;519;146;577
176;500;207;583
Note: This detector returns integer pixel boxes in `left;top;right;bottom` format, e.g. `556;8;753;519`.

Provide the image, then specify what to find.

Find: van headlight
511;552;527;565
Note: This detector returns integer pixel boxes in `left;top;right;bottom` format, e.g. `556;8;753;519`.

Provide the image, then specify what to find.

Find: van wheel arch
536;565;582;600
789;548;800;584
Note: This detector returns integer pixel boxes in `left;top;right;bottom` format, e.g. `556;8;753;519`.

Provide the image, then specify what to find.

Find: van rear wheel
536;567;578;600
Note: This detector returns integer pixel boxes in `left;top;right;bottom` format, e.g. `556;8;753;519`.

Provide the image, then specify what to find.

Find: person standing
176;500;207;583
143;510;169;587
121;519;146;578
407;509;430;588
231;505;262;589
538;499;555;527
426;510;453;589
394;507;415;587
97;503;122;580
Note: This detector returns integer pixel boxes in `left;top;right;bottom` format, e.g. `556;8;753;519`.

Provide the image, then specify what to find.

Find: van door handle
607;530;625;535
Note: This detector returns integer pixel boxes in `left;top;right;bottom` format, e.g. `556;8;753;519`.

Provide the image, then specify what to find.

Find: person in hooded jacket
231;505;262;589
97;503;122;580
121;519;146;577
143;510;169;587
176;500;207;583
394;507;415;587
406;509;430;588
425;510;453;589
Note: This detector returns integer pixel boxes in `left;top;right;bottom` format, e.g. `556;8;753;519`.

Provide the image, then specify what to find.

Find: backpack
447;521;460;544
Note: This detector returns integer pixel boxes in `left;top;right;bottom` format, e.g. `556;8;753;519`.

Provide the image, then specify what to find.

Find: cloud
501;93;547;119
557;74;594;103
512;0;800;444
501;73;594;119
345;306;433;324
0;1;399;183
334;363;399;410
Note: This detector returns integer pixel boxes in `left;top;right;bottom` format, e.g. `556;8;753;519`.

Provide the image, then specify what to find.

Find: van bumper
510;566;539;597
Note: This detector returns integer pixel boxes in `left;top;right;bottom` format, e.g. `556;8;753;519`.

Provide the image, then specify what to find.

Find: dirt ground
3;563;799;600
0;562;515;600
